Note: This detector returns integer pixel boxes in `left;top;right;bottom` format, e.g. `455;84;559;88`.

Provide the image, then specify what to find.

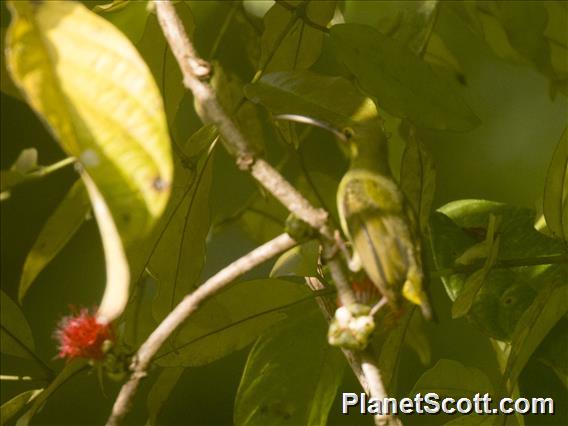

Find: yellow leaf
6;0;173;242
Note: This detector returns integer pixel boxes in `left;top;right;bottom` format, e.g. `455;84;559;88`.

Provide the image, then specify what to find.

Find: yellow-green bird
336;120;433;320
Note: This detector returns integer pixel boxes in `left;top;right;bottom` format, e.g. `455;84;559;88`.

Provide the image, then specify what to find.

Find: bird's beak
274;114;349;142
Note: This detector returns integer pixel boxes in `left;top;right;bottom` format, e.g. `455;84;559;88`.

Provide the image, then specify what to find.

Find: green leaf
494;1;553;76
234;307;344;426
400;132;436;236
405;308;431;366
452;215;501;319
259;1;336;74
504;277;568;388
94;0;150;44
146;367;184;426
136;4;194;125
149;145;215;321
155;279;311;367
16;360;87;426
343;0;438;54
82;171;130;323
543;127;568;241
330;23;480;131
377;308;414;391
0;389;43;426
270;241;319;278
6;0;173;242
211;65;267;154
430;200;565;341
245;70;378;129
0;290;35;359
18;179;90;301
410;359;493;398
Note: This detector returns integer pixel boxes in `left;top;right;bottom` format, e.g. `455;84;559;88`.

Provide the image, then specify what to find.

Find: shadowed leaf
543;127;568;241
155;279;310;367
234;307;344;426
146;367;184;426
0;290;35;359
18;179;89;301
330;23;480;131
259;1;335;74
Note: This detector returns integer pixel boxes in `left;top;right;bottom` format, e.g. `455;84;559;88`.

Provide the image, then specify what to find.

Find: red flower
55;308;114;360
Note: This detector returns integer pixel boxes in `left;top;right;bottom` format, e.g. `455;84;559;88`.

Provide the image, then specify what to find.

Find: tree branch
106;233;296;426
107;2;397;425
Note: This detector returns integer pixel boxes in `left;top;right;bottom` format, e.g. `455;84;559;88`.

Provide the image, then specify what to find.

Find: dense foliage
1;1;566;425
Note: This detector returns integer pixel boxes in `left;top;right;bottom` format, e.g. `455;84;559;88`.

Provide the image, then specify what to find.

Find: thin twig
106;233;296;426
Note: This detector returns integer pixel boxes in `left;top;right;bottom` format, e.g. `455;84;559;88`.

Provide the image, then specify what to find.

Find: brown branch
106;233;296;426
107;2;396;425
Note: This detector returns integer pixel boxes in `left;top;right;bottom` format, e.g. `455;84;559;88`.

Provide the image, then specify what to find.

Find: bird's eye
342;127;354;141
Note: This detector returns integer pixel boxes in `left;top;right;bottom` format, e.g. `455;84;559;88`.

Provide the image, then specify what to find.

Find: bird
335;120;433;320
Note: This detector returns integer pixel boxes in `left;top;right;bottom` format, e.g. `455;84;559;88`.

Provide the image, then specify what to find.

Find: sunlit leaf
505;277;568;387
6;0;173;242
0;388;43;425
18;179;90;301
245;70;378;129
543;127;568;241
330;23;480;131
234;306;344;426
16;360;87;426
146;367;184;426
410;359;493;397
259;1;335;74
400;132;436;236
155;279;311;367
82;172;129;323
0;290;35;359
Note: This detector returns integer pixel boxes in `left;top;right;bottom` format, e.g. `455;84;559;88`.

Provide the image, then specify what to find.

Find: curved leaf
234;307;344;426
19;179;89;301
330;23;480;131
82;172;129;323
543;127;568;241
0;290;35;359
155;279;310;367
6;0;173;242
245;70;378;128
